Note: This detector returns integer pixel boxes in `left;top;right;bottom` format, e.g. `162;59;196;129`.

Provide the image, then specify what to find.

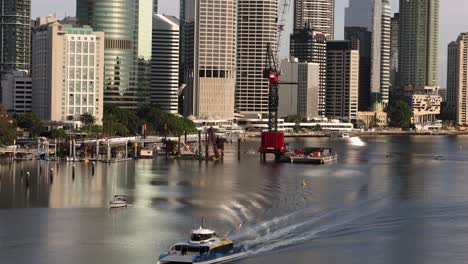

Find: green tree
15;113;43;137
284;115;303;132
0;118;16;145
49;129;67;139
79;113;96;133
386;100;413;129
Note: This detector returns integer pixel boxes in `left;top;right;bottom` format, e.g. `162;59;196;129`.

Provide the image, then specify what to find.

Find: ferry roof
192;227;215;235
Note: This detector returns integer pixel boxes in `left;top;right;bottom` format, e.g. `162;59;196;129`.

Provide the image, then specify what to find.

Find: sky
32;0;468;87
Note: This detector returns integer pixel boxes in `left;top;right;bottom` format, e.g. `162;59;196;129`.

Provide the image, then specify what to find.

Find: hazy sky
32;0;468;86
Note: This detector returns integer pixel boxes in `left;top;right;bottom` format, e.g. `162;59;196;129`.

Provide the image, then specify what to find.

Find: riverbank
244;130;468;137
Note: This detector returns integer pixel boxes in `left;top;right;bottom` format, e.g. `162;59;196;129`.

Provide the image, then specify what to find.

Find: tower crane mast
259;0;292;161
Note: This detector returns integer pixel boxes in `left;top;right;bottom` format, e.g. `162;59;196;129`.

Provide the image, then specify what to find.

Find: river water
1;136;468;264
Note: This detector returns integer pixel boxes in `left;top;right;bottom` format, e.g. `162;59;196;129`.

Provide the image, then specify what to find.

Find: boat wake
227;196;386;255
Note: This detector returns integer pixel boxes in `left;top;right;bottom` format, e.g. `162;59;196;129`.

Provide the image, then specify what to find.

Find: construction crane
259;0;292;162
276;0;292;64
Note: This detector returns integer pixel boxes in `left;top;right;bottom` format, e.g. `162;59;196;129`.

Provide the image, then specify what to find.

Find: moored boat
157;226;247;264
109;195;128;208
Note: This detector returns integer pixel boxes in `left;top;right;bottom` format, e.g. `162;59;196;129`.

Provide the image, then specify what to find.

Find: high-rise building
325;41;359;122
290;27;327;116
236;0;277;115
454;33;468;125
138;0;154;103
151;15;179;114
345;0;391;107
154;0;158;14
279;58;320;119
294;0;335;39
399;0;439;88
0;0;31;73
446;41;458;121
0;71;32;113
344;27;371;111
77;0;144;109
31;21;105;125
390;13;400;88
180;0;237;120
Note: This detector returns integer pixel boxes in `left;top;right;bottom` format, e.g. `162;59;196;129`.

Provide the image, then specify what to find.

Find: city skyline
32;0;468;87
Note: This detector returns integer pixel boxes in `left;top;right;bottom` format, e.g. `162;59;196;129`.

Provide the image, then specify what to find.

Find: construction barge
285;148;338;164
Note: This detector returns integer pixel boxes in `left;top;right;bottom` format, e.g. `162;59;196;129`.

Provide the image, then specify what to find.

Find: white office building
32;20;104;125
151;14;179;114
294;0;335;38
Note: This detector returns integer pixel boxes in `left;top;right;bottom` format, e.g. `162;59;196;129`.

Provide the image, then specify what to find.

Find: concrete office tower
180;0;237;120
279;58;320;119
446;41;458;121
325;41;359;122
344;27;371;111
294;0;334;39
455;33;468;125
0;0;31;73
77;0;141;109
290;27;327;116
399;0;439;87
31;21;105;125
390;13;400;88
151;15;179;114
345;0;391;107
0;71;32;113
236;0;277;115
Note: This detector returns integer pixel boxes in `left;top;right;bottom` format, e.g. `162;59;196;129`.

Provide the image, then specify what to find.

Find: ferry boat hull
158;249;247;264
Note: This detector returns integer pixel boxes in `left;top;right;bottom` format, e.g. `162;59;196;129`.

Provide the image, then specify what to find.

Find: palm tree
79;113;96;133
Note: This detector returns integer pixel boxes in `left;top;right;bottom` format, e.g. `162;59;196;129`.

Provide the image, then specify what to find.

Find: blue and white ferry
157;226;247;264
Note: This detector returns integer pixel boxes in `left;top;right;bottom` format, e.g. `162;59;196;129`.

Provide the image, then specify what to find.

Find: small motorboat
157;225;247;264
109;195;128;208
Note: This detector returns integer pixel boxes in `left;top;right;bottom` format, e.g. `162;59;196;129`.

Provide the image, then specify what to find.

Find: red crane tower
258;0;292;162
259;44;286;162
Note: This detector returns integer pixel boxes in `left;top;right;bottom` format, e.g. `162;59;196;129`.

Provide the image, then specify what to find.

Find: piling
178;136;181;157
198;131;202;160
205;130;209;161
237;138;241;161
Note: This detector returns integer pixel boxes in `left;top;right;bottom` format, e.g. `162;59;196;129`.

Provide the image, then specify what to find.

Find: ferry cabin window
210;244;234;255
191;233;212;241
173;245;210;255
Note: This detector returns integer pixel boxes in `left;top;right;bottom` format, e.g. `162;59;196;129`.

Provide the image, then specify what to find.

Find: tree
284;115;303;132
15;113;43;137
79;113;96;133
386;100;413;129
49;129;67;139
0;117;16;145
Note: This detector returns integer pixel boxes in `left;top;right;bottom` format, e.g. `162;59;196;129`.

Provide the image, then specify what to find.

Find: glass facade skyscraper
0;0;31;73
345;0;391;108
399;0;439;88
77;0;153;109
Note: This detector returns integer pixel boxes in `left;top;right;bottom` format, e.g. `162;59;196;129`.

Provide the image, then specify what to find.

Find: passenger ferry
157;226;247;264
